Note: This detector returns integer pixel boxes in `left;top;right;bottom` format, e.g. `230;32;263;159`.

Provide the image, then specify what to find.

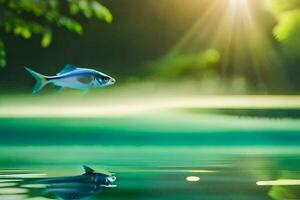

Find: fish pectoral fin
55;86;64;92
76;75;93;84
57;64;78;75
100;184;117;188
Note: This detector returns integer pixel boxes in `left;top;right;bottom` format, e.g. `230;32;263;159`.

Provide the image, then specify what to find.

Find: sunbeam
168;0;288;92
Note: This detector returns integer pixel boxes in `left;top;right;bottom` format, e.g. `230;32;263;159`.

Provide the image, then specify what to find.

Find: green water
0;108;300;199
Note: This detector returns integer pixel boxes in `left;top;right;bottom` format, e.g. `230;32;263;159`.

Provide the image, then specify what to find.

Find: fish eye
107;176;116;183
103;77;110;81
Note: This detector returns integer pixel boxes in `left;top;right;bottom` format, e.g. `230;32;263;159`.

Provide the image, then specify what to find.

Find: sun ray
165;0;289;92
168;0;220;56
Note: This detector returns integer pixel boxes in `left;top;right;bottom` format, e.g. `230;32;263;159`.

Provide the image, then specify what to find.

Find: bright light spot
0;179;23;182
186;176;200;182
21;184;47;189
0;96;299;118
0;188;28;194
229;0;249;15
189;170;216;173
0;195;28;200
0;183;18;187
0;173;47;178
229;0;239;7
256;179;300;186
229;0;248;8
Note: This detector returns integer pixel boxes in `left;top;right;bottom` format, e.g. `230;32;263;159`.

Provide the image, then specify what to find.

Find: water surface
0;101;300;200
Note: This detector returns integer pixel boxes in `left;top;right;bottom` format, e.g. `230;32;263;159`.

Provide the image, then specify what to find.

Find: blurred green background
1;1;300;200
0;0;300;94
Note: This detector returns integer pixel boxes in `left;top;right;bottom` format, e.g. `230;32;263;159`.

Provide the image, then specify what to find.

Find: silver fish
35;165;116;199
25;64;116;95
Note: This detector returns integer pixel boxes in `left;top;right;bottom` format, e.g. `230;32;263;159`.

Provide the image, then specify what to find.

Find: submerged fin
55;86;64;92
57;64;78;75
100;185;117;188
24;67;48;95
83;165;95;174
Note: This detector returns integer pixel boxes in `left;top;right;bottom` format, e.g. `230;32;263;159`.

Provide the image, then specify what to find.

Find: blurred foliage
0;39;6;67
268;171;300;200
268;0;300;13
269;0;300;58
153;49;220;79
0;0;112;68
150;0;300;92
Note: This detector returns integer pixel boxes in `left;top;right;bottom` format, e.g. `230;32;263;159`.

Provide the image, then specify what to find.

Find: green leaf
4;22;12;33
273;9;300;42
269;0;300;14
21;27;32;39
14;26;23;35
58;16;83;34
48;0;58;9
0;0;113;68
30;23;43;34
69;2;80;15
74;23;83;34
0;39;6;68
90;1;113;23
78;0;92;18
41;31;52;48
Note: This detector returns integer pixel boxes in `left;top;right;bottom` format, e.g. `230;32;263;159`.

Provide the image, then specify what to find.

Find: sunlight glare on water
186;176;200;182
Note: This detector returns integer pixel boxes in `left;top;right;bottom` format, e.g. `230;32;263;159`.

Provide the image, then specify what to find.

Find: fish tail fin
24;67;48;95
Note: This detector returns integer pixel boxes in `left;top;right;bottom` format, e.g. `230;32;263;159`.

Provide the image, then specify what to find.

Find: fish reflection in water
0;165;117;200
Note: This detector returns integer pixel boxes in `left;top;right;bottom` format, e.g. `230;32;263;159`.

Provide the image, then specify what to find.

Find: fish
30;165;116;200
35;165;117;199
25;64;116;95
0;166;116;200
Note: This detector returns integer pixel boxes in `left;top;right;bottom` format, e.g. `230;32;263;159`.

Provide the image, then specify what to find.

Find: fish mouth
110;78;116;84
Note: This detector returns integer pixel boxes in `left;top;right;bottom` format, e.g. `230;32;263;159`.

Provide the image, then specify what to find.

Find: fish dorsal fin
83;165;95;174
57;64;78;75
